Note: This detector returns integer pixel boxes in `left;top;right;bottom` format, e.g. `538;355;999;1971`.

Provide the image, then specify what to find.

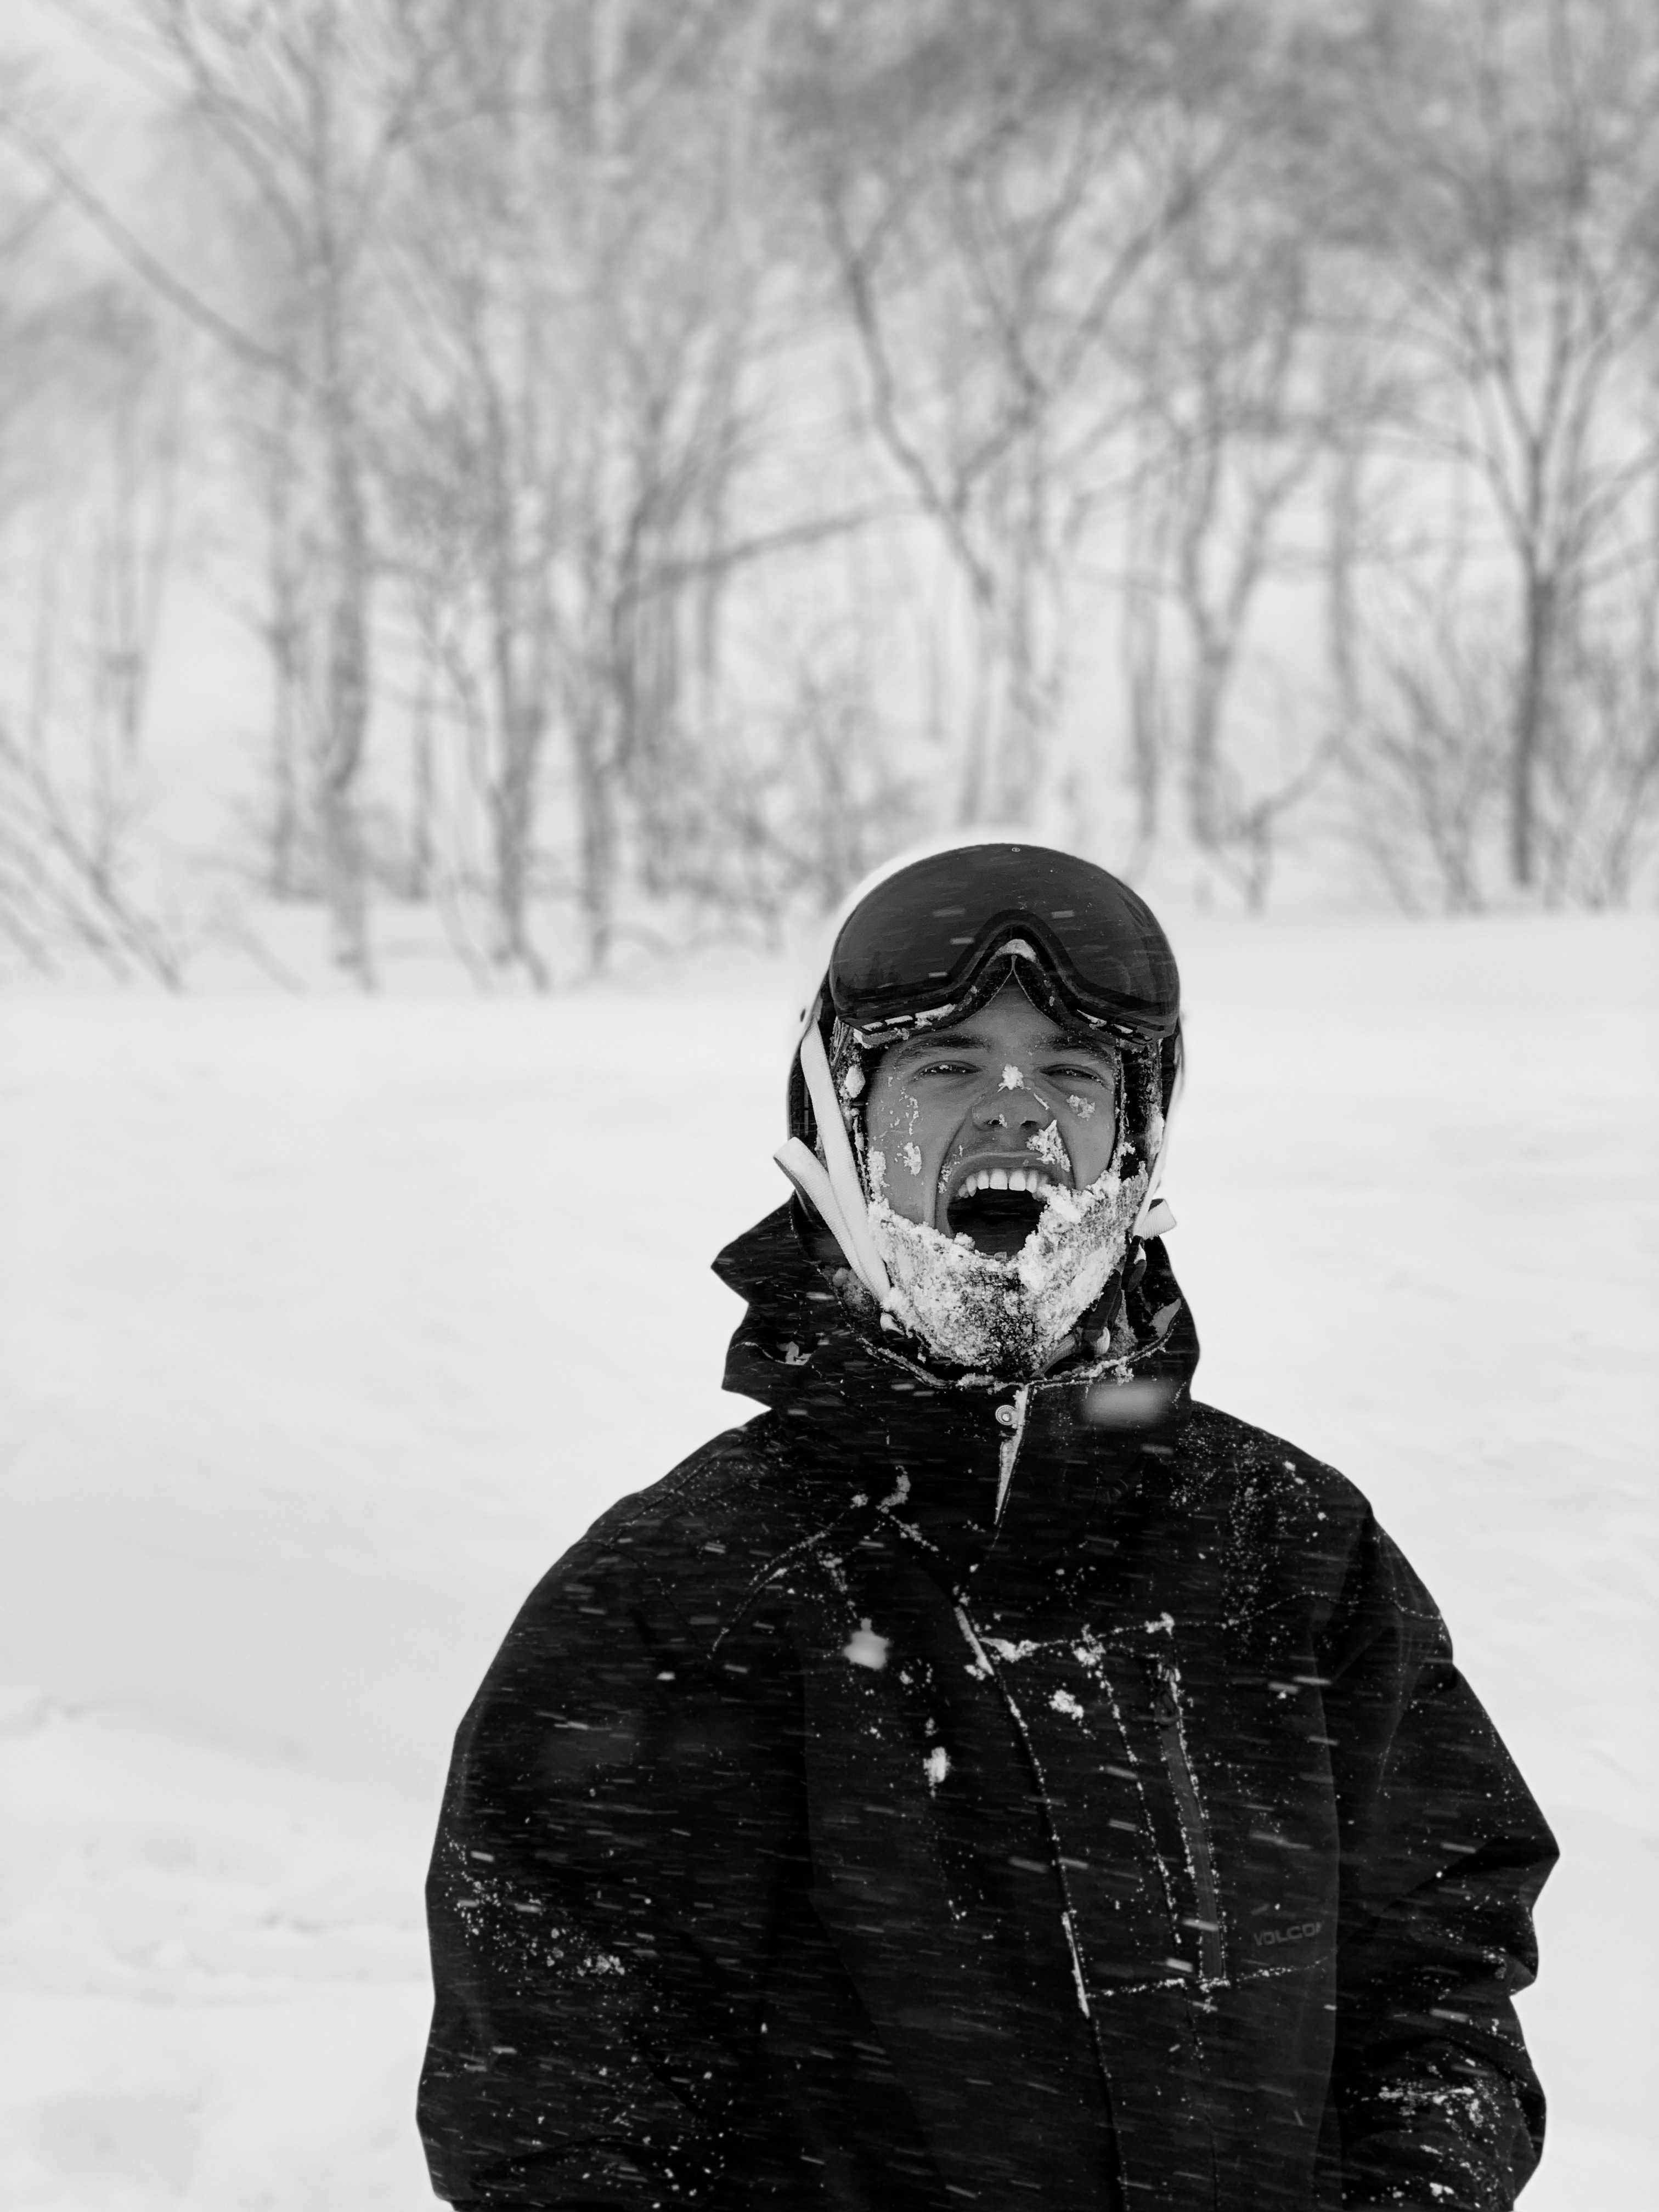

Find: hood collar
713;1203;1199;1435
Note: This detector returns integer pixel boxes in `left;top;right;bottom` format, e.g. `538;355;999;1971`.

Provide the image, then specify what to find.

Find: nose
970;1078;1049;1133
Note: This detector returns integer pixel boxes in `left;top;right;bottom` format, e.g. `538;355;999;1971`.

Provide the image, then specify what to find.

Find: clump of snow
1026;1119;1073;1177
866;1148;888;1198
1066;1093;1096;1119
840;1064;865;1099
868;1157;1149;1378
841;1620;889;1671
998;1063;1025;1092
901;1141;922;1178
924;1746;950;1789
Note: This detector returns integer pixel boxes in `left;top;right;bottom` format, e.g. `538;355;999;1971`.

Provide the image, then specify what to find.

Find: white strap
777;1006;893;1302
774;1138;888;1305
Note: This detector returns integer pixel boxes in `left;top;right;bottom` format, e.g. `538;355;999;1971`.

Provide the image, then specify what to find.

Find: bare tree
1340;585;1511;915
381;0;781;978
0;262;186;985
1347;0;1659;891
792;0;1227;832
1125;160;1334;903
1543;591;1659;904
242;370;321;899
120;0;453;981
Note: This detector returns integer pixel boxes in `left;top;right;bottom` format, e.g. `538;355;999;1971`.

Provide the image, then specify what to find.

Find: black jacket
419;1206;1554;2212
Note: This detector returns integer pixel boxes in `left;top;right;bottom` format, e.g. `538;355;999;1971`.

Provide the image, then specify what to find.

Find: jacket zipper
1150;1662;1226;1985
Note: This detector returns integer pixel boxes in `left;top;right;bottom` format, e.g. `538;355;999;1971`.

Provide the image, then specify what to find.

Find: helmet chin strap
1136;1193;1176;1238
1133;1159;1176;1239
774;998;894;1304
1132;1048;1182;1241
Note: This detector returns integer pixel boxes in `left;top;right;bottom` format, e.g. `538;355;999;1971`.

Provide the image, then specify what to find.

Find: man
419;842;1554;2211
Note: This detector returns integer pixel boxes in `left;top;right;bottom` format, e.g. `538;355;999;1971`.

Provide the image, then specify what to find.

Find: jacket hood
714;1201;1200;1437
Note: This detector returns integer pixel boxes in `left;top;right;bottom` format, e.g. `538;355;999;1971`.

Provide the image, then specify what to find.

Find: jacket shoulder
1169;1402;1385;1623
1177;1402;1449;1654
1179;1400;1371;1528
519;1418;854;1648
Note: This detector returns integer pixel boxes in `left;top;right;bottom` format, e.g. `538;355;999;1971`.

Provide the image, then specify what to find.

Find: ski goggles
826;844;1180;1041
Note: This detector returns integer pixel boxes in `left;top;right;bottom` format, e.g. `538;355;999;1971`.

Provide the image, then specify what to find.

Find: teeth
956;1165;1059;1200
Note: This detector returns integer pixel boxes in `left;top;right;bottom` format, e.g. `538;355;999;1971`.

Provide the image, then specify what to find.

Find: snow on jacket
419;1204;1554;2212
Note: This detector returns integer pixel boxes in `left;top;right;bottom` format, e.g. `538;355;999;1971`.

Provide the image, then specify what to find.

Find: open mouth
945;1165;1063;1257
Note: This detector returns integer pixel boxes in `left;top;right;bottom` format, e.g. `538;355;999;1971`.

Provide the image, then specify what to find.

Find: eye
911;1057;977;1080
1048;1063;1111;1085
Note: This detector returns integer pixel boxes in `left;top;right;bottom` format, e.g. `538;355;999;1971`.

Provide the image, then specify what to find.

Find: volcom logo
1258;1920;1321;1948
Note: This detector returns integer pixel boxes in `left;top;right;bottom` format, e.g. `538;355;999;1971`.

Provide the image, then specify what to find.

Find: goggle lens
827;845;1179;1037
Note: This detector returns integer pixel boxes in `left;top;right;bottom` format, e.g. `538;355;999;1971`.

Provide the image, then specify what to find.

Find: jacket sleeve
417;1509;802;2208
1322;1514;1557;2211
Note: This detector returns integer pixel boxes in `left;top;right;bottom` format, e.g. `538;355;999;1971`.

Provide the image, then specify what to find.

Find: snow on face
868;1153;1150;1379
857;978;1139;1376
861;979;1119;1234
1026;1119;1073;1178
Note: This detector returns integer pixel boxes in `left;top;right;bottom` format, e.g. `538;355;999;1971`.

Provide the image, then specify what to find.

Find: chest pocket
1005;1633;1230;1994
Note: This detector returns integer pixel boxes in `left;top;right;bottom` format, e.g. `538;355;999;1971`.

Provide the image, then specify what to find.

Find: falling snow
0;912;1649;2210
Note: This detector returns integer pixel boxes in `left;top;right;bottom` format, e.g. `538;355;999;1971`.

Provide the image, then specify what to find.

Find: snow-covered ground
1;912;1654;2210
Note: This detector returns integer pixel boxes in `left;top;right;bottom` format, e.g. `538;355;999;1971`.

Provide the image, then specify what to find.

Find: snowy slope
1;914;1654;2210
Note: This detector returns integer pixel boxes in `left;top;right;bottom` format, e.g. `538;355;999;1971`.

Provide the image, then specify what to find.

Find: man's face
861;976;1121;1257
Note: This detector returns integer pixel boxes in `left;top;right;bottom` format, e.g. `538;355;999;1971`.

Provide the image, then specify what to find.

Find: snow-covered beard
866;1158;1151;1380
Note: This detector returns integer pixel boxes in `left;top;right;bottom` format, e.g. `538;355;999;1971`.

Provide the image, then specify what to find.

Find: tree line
2;0;1657;988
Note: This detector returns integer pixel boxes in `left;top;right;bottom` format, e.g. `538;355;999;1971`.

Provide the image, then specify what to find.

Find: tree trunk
314;170;374;982
408;619;436;900
261;377;307;899
318;397;373;981
1186;643;1228;851
492;758;544;985
270;652;302;898
490;693;550;990
570;702;615;970
1121;580;1163;856
991;572;1046;825
955;618;998;826
1510;566;1555;890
